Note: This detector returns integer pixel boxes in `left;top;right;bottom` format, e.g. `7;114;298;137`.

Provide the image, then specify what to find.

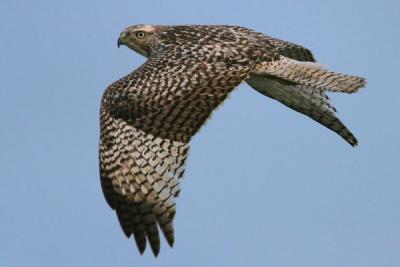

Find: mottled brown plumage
99;24;366;256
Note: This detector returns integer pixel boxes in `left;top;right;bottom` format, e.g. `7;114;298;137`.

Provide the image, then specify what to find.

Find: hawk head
117;24;161;57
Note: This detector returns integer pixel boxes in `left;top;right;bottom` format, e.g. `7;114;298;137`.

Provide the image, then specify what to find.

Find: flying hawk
99;24;366;256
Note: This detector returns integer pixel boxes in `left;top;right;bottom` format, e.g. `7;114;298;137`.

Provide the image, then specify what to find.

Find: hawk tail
257;57;366;93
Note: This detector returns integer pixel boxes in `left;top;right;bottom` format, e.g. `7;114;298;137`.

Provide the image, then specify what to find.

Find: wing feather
236;27;316;61
246;73;358;146
100;54;251;255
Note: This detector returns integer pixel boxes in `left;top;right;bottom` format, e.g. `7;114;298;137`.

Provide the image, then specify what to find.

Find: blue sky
0;0;399;266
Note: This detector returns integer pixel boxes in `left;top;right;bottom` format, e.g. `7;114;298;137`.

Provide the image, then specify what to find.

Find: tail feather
257;57;366;93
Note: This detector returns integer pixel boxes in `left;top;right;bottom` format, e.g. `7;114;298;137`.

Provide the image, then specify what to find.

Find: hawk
99;24;366;256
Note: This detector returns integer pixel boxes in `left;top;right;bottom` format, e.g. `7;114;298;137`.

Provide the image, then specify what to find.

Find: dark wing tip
164;231;174;247
149;239;160;257
116;208;133;238
341;130;358;147
159;220;175;248
133;229;147;255
138;245;145;255
348;136;358;147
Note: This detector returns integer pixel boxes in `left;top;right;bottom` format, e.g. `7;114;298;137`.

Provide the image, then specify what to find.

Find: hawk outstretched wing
100;52;252;255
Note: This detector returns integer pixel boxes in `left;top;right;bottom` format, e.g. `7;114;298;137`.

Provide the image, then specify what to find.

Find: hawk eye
136;31;145;39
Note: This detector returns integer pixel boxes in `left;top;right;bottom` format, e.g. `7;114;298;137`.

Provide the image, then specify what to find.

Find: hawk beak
117;37;123;48
118;31;129;48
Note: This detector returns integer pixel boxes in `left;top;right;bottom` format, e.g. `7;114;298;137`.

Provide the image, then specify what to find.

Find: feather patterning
99;24;366;256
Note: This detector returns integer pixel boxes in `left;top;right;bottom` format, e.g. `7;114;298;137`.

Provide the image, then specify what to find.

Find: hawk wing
245;33;365;146
100;54;250;256
247;73;359;146
235;26;316;62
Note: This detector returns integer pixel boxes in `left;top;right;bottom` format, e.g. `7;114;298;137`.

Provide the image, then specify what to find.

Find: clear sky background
0;0;399;266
